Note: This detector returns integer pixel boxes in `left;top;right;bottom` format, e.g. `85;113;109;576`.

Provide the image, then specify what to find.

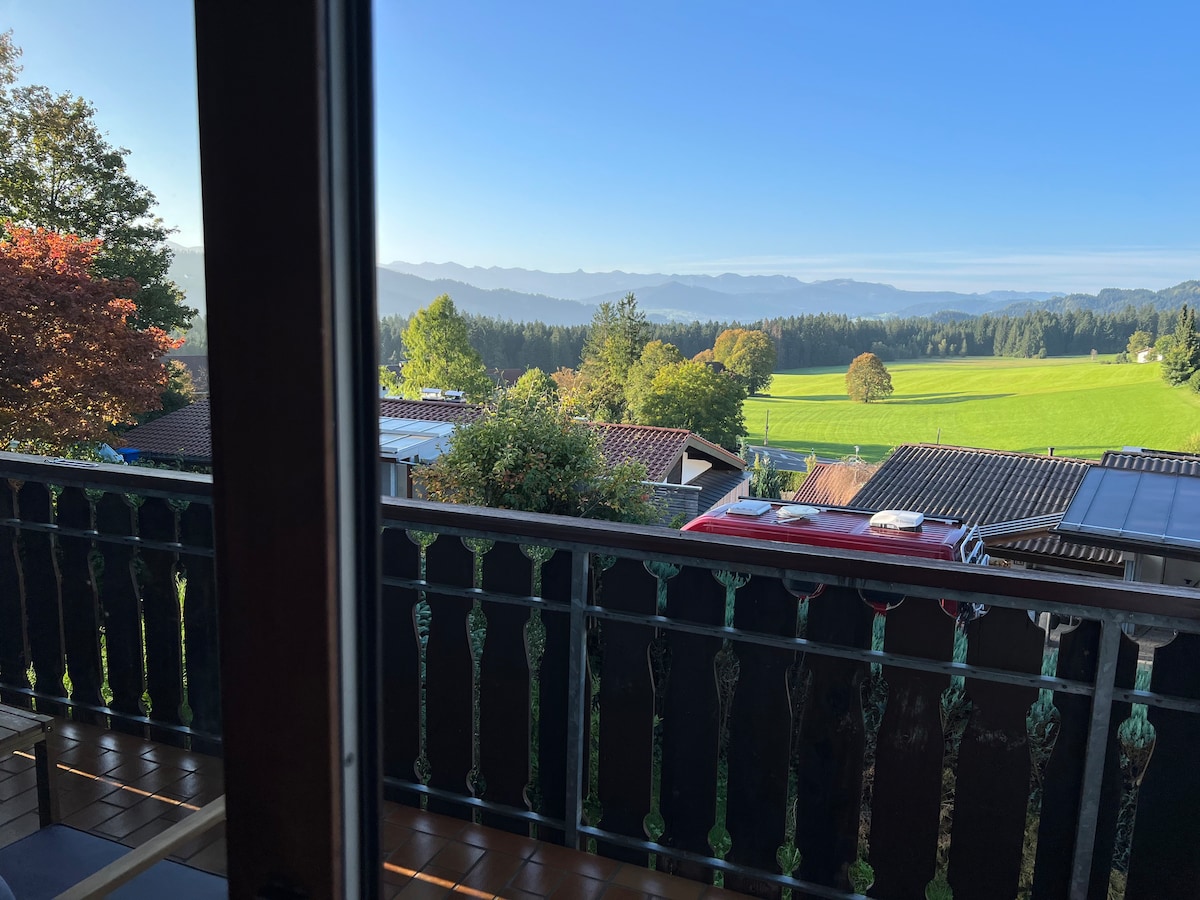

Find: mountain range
167;245;1200;326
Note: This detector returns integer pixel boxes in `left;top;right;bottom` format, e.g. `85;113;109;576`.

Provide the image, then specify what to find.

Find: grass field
745;355;1200;462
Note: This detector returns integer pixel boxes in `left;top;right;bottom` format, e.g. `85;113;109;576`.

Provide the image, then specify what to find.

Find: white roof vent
870;510;925;531
726;499;773;517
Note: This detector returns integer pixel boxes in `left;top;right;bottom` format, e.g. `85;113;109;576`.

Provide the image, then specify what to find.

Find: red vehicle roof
682;502;968;561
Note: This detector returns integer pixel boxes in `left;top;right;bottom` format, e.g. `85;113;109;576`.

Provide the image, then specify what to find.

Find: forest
379;304;1183;373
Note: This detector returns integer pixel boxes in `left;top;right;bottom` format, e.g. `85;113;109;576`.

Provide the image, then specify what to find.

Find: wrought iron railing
3;451;1200;899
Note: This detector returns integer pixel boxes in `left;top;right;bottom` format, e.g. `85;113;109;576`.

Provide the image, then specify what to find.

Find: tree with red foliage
0;225;180;446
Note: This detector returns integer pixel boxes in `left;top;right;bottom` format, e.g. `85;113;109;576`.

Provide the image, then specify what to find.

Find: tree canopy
416;392;661;523
845;352;894;403
1161;305;1200;386
0;31;193;332
399;294;493;401
713;328;776;394
575;292;649;421
0;226;179;446
629;359;747;451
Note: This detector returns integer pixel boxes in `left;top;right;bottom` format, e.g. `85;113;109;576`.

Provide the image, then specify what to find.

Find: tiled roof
791;461;878;506
379;398;483;424
119;399;743;484
989;534;1124;574
853;444;1096;526
592;423;691;482
1101;448;1200;476
118;399;214;461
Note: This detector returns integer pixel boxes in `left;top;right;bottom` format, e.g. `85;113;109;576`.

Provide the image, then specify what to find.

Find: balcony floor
0;720;747;899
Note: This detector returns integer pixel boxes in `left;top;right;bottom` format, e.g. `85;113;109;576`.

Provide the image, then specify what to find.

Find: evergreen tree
399;295;493;401
1162;305;1200;386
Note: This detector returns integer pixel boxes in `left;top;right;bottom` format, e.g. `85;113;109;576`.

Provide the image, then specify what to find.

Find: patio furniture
0;796;225;900
0;706;58;827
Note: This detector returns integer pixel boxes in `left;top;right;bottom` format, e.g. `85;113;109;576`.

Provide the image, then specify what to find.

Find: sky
4;1;1200;293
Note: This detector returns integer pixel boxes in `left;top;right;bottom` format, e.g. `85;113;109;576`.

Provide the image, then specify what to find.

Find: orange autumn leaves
0;225;181;446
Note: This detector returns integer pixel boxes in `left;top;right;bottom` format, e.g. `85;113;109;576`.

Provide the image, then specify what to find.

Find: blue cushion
0;873;15;900
0;825;225;899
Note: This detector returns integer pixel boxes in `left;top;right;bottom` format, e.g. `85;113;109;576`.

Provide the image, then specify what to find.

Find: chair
0;796;226;899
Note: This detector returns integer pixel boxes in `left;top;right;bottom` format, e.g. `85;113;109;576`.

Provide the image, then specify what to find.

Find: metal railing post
1068;615;1123;900
564;550;591;849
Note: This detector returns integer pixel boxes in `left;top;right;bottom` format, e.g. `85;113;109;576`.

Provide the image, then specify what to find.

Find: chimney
1047;447;1054;457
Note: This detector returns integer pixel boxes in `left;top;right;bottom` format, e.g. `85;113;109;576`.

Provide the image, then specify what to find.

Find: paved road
744;445;836;473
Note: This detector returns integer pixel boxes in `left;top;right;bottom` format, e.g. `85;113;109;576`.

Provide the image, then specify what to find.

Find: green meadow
745;355;1200;462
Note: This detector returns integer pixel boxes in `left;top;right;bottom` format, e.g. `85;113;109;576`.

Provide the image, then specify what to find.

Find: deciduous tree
712;328;777;395
0;32;193;332
399;294;493;401
0;226;180;446
416;392;661;523
630;359;747;451
845;352;894;403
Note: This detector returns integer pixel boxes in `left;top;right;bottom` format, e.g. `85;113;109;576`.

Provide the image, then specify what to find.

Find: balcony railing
2;451;1200;900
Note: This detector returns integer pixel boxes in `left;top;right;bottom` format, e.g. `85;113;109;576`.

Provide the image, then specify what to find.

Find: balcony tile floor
0;719;747;899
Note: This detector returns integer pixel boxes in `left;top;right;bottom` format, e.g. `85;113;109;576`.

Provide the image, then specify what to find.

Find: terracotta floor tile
509;860;567;896
496;889;543;900
529;842;620;881
172;820;226;861
104;758;161;784
122;817;176;847
382;821;416;854
62;799;124;831
0;788;38;827
395;874;453;898
600;887;653;900
387;831;451;871
415;864;463;889
428;840;486;873
549;872;607;899
611;865;706;900
456;851;526;894
457;823;541;859
91;798;167;839
0;811;38;849
0;768;36;801
185;837;228;876
395;807;470;839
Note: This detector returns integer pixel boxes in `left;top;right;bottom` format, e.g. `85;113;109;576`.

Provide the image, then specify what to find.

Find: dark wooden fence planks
56;487;105;722
477;541;533;833
657;565;725;884
531;547;579;846
18;482;66;716
595;556;658;865
0;480;27;705
93;491;145;732
1032;621;1137;900
1124;632;1200;900
422;533;477;818
179;500;220;749
724;575;798;898
948;606;1045;900
795;586;873;893
869;597;954;899
138;497;185;743
380;526;422;806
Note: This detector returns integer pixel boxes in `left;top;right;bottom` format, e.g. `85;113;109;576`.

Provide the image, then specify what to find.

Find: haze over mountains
168;245;1200;327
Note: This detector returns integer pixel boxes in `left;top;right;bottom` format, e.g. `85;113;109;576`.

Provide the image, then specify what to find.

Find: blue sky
4;1;1200;292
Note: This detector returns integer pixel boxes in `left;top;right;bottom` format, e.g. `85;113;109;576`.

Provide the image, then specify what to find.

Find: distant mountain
171;249;1199;326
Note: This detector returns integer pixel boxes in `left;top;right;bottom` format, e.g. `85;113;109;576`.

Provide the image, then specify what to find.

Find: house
1135;349;1162;364
850;443;1124;576
118;399;747;517
790;458;879;506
